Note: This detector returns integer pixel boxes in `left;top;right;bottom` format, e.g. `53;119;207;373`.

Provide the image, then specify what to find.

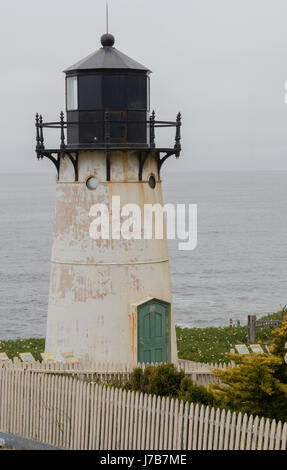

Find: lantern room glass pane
78;75;102;109
67;76;78;111
127;75;147;109
103;75;126;108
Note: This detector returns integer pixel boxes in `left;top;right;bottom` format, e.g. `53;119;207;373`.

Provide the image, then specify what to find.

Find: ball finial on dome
101;33;115;47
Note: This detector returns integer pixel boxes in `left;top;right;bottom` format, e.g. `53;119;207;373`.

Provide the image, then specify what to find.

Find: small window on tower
148;175;156;189
86;176;99;190
67;76;78;111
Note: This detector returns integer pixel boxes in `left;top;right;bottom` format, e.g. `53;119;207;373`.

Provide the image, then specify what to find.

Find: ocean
0;171;286;340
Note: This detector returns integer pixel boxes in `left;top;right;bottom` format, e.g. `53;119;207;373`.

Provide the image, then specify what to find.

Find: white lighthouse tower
36;32;182;364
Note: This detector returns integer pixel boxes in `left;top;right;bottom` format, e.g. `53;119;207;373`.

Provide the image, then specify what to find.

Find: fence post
248;315;256;343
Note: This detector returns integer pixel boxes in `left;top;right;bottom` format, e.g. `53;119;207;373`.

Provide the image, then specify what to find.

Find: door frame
129;297;171;365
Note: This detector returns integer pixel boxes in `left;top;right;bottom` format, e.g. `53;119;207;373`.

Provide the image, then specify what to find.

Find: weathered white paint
45;150;177;363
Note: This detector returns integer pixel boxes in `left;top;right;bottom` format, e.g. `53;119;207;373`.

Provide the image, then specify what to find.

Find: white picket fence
178;359;230;371
0;359;225;387
0;368;286;450
1;358;228;371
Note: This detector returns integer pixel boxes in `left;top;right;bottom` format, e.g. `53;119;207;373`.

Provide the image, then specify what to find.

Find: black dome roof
64;34;151;73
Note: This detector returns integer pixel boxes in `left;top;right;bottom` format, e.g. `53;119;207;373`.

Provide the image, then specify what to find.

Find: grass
177;309;286;363
176;325;270;364
0;338;45;362
0;309;285;364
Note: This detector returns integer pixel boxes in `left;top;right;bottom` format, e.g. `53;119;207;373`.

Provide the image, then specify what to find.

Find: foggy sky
1;0;287;173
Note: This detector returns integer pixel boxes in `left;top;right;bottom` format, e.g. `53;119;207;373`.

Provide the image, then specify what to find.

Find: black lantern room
64;33;150;148
35;33;181;182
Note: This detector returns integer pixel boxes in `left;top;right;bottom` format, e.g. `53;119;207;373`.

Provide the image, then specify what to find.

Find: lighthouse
35;32;182;364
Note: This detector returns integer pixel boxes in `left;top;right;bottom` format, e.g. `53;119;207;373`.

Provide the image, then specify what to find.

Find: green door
138;300;170;364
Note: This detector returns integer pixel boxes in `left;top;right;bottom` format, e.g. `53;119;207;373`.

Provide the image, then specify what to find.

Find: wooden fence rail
0;368;286;450
0;359;225;387
1;358;228;371
248;314;283;343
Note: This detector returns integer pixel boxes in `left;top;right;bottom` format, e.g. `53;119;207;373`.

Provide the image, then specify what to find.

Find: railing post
105;111;111;146
60;111;66;150
39;115;45;150
174;112;181;156
248;315;256;343
35;113;41;153
150;110;155;148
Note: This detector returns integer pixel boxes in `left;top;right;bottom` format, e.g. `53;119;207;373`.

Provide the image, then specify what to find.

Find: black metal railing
35;110;182;154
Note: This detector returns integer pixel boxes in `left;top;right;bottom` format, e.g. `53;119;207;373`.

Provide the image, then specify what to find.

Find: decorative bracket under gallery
37;152;61;178
157;151;179;179
37;151;79;181
37;148;180;182
64;152;79;182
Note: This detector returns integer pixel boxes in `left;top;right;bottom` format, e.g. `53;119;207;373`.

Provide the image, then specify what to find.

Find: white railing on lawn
1;358;229;371
0;359;225;386
0;367;286;450
178;359;230;371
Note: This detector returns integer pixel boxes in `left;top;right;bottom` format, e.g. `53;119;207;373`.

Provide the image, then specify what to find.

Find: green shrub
209;317;287;422
179;376;215;407
271;314;287;360
210;353;287;422
123;363;214;407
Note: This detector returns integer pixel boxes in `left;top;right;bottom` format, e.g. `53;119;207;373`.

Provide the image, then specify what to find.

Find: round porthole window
86;176;99;190
148;175;156;189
